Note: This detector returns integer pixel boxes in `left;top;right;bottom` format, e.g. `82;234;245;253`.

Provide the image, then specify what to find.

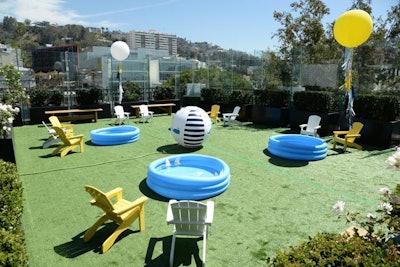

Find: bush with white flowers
0;103;19;139
386;147;400;169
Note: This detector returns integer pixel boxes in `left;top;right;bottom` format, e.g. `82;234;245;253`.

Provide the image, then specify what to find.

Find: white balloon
110;41;130;61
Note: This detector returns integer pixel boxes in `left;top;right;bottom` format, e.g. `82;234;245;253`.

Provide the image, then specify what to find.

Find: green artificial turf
13;116;398;266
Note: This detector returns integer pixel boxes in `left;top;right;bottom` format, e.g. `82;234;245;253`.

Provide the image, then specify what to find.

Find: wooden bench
45;108;103;122
131;103;176;118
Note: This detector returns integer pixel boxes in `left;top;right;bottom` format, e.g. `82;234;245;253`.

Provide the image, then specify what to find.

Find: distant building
0;44;23;68
127;30;177;56
31;44;79;73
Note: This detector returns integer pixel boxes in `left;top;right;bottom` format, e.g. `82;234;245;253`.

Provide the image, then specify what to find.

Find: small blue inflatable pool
268;134;327;161
147;154;230;200
90;125;140;146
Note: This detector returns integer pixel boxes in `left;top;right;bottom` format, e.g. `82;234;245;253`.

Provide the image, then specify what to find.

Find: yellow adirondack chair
49;115;74;136
207;104;221;123
51;126;84;157
83;185;148;253
333;122;364;152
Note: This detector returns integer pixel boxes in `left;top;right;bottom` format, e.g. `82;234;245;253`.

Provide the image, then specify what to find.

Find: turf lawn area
13;115;398;266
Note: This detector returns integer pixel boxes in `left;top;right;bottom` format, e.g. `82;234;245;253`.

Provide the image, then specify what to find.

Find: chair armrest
205;201;214;225
333;131;349;137
166;199;178;223
299;124;307;129
124;112;130;116
71;134;84;140
345;134;361;139
105;187;123;201
113;196;148;215
149;111;154;115
314;125;321;130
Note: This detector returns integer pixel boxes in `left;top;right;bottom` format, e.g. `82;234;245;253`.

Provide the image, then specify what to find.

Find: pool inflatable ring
268;134;327;161
147;154;230;200
90;125;140;146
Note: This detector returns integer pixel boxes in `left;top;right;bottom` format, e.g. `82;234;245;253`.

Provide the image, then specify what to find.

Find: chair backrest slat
85;185;114;213
170;201;208;233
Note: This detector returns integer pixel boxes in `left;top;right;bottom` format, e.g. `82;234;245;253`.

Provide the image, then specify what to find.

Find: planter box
30;106;68;125
355;118;400;148
31;104;112;124
252;105;289;127
290;110;339;136
0;139;15;163
182;96;201;108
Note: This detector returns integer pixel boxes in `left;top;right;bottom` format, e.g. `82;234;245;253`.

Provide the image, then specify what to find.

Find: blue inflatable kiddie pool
90;125;140;146
147;154;230;200
268;134;327;161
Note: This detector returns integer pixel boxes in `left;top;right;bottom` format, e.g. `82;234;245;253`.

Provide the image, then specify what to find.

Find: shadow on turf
144;236;203;267
263;148;309;167
53;223;136;257
157;143;202;154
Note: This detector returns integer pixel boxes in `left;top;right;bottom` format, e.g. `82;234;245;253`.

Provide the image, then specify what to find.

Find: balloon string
339;48;353;91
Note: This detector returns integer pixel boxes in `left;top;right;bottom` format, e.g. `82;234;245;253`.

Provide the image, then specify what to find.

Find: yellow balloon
333;9;373;48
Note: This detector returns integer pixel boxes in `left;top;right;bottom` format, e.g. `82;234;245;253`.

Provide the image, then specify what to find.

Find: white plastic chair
222;106;241;125
114;105;130;125
139;104;154;123
299;115;321;136
166;200;214;267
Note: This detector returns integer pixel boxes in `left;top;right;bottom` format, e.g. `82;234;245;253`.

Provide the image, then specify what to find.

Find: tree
273;0;331;63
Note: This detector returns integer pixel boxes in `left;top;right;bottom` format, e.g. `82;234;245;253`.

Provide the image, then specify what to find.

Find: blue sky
1;0;397;54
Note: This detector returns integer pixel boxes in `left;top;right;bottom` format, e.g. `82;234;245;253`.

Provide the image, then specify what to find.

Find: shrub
76;88;103;105
30;89;64;107
153;85;176;100
354;94;400;121
293;91;336;113
256;89;290;107
201;87;221;103
0;160;28;266
29;89;52;107
48;89;64;106
267;232;392;266
227;90;253;105
122;81;142;102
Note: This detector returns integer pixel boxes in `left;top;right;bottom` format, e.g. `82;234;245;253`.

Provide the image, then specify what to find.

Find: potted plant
353;93;400;148
252;88;290;126
150;85;180;114
75;87;111;119
29;88;68;124
0;65;26;163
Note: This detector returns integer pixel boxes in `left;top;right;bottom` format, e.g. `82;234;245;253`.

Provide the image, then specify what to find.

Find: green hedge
153;85;176;100
293;91;337;113
76;88;103;105
0;160;28;266
30;89;64;107
354;94;400;121
256;89;290;107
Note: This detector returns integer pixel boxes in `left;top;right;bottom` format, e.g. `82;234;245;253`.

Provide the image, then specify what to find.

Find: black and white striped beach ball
170;106;212;148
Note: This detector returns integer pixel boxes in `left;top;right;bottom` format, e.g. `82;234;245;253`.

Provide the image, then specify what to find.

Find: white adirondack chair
139;104;154;123
166;200;214;267
114;105;130;125
222;106;241;125
299;115;321;136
